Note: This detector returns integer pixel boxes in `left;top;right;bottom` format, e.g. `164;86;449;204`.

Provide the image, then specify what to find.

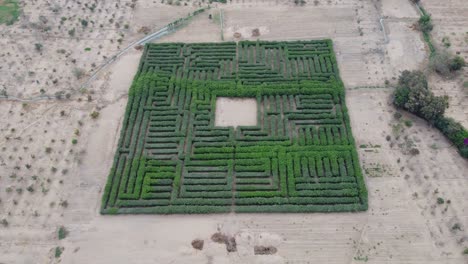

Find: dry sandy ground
215;98;258;127
0;0;467;263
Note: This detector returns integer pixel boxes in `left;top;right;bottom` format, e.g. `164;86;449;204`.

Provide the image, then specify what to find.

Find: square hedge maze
101;40;368;214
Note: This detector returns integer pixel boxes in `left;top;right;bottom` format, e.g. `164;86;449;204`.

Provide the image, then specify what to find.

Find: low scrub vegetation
393;70;468;158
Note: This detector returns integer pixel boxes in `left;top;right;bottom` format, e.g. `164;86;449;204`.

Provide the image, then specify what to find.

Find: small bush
73;68;85;79
463;248;468;255
35;43;43;52
409;148;420;155
68;28;75;37
430;50;466;75
1;219;8;227
55;247;63;258
437;197;444;204
404;120;413;127
449;56;465;71
418;14;433;33
394;112;402;119
451;223;462;231
72;139;78;145
90;111;100;119
58;226;68;240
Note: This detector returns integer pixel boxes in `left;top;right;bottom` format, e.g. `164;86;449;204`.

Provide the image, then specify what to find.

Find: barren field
0;0;467;263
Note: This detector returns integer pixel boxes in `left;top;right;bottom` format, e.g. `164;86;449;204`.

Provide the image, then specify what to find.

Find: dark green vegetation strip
101;40;368;214
0;0;19;25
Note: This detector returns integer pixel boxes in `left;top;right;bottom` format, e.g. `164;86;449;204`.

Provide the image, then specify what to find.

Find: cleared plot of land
101;40;368;214
215;97;258;127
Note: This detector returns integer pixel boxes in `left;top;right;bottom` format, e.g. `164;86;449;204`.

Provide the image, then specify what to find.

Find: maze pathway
101;40;368;214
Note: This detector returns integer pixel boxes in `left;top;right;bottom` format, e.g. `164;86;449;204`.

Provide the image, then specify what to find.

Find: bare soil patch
215;97;257;127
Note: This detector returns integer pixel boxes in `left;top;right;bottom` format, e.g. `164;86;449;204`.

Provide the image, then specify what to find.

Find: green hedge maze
101;40;368;214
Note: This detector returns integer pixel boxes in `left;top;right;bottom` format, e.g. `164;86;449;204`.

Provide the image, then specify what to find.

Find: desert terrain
0;0;467;263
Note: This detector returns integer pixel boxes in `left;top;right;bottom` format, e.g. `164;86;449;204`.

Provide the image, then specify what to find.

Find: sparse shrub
73;68;85;79
90;111;100;119
418;14;433;33
35;43;43;52
409;148;420;155
430;50;466;76
45;147;52;154
81;19;88;27
394;112;402;119
451;223;462;231
68;28;75;37
60;200;68;208
463;81;468;89
55;91;65;100
55;247;63;258
437;197;444;204
1;219;8;227
58;226;68;240
404;120;413;127
449;56;465;71
463;248;468;255
72;139;78;145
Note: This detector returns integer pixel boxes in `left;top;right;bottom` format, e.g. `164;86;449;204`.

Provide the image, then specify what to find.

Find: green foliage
404;120;413;127
90;111;99;119
35;43;43;52
393;70;448;122
80;19;88;27
0;0;20;25
418;14;433;33
434;117;468;158
450;56;466;71
55;247;63;258
58;226;67;240
100;40;367;214
393;70;467;158
437;197;444;204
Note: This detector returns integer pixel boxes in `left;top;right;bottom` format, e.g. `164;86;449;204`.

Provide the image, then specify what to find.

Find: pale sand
215;97;258;127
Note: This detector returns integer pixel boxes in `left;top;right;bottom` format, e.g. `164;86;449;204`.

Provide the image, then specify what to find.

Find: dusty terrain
0;0;467;263
215;97;258;127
